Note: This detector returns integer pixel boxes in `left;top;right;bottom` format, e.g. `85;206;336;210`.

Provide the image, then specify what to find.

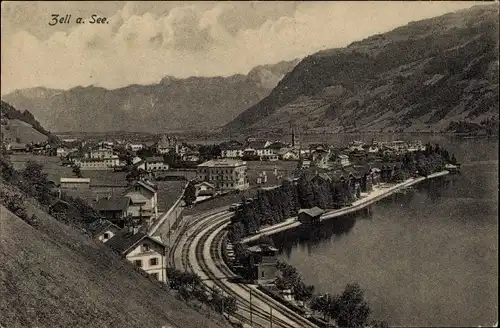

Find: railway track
176;209;318;328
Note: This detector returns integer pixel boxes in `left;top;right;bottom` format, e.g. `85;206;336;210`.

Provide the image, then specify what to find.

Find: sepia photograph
1;1;498;328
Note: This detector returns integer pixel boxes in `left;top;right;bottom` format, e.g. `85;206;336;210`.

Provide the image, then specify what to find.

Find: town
2;130;460;280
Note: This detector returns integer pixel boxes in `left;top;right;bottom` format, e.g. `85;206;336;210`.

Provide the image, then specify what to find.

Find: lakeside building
246;244;279;285
298;207;325;224
196;159;249;191
106;227;167;283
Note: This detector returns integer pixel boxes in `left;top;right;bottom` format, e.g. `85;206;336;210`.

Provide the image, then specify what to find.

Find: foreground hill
0;202;230;328
224;4;499;135
0;101;55;144
2;60;299;133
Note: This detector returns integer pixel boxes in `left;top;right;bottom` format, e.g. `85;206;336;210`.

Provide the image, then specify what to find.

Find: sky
0;1;485;95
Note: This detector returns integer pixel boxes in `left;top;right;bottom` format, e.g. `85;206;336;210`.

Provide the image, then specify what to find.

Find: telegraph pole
270;305;273;328
249;288;253;326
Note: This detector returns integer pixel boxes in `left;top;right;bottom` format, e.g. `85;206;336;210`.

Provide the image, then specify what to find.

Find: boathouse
298;206;325;224
247;244;279;285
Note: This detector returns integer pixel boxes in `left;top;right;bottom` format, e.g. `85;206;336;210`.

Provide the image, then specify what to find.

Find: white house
221;146;244;158
337;154;351;167
89;148;114;159
56;147;70;157
137;157;169;172
127;143;144;152
77;155;120;170
196;159;249;191
106;228;167;283
123;180;158;221
279;148;300;160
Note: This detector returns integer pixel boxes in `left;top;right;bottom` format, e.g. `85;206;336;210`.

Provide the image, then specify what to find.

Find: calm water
270;137;498;327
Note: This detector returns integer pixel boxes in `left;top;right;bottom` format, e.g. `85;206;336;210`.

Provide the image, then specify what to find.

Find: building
89;148;114;159
298;207;325;224
245;140;274;159
56;147;70;157
77;156;120;170
94;196;131;224
106;228;167;283
123;180;158;221
127;143;144;152
221;145;244;159
59;177;91;189
88;219;121;243
337;154;351;167
279;148;299;160
196;159;249;191
194;181;216;197
156;135;177;154
246;244;279;285
7;142;27;153
137;157;169;172
181;151;200;162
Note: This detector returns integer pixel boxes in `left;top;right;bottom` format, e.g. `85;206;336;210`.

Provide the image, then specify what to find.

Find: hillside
0;202;231;328
2;59;299;133
0;101;55;144
224;4;499;135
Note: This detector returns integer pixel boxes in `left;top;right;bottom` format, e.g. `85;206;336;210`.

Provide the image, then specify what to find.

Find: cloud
1;1;480;94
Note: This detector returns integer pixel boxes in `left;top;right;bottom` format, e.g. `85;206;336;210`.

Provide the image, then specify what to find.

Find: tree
72;166;82;178
183;181;197;207
294;281;315;303
332;283;371;328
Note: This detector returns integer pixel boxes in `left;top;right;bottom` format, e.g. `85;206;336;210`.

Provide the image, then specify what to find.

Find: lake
270;136;498;327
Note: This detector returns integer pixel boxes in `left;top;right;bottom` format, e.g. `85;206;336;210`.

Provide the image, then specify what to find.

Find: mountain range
225;4;499;135
2;5;498;136
2;59;300;133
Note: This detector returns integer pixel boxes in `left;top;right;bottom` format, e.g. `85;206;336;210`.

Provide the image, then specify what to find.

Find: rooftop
88;219;121;238
94;197;130;212
247;244;278;253
106;228;164;255
197;159;246;167
60;177;91;184
299;206;325;218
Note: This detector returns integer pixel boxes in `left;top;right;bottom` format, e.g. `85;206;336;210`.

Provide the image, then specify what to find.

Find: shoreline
240;170;450;244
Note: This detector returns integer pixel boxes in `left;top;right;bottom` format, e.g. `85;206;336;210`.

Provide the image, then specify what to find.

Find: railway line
175;209;318;328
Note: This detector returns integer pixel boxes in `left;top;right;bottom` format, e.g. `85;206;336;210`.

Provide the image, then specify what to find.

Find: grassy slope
0;202;231;328
1;119;49;144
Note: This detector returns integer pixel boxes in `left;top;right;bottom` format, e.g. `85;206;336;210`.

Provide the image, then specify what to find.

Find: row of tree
166;267;237;317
